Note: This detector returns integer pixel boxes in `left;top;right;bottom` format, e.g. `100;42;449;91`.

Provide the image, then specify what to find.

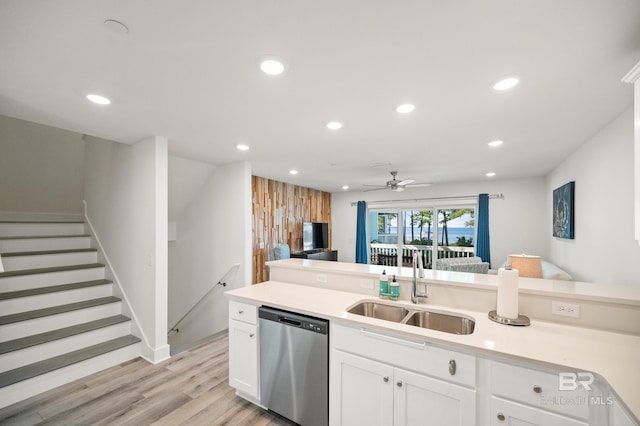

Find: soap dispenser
379;270;389;299
389;275;399;300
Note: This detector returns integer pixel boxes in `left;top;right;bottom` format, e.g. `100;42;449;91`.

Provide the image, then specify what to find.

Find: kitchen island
226;259;640;425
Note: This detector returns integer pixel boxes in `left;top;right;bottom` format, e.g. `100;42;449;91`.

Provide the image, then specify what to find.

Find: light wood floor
0;332;292;425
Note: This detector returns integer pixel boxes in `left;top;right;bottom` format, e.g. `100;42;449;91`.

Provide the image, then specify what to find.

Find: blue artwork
553;181;575;239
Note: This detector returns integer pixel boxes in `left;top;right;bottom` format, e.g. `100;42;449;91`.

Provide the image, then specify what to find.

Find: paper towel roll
497;267;519;319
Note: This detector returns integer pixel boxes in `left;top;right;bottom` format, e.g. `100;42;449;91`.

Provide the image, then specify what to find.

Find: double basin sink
347;300;475;335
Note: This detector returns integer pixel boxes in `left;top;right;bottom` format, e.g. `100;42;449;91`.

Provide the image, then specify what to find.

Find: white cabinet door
228;319;259;399
491;396;588;426
330;349;394;426
394;368;476;426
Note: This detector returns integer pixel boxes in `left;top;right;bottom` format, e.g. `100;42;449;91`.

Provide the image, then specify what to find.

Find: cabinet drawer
332;323;475;388
229;300;257;324
491;396;588;426
491;361;589;420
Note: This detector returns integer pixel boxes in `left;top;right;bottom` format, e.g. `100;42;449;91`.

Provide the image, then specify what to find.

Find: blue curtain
475;194;491;267
355;201;368;264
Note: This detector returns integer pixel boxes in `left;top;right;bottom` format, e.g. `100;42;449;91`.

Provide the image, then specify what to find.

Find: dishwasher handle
279;316;302;327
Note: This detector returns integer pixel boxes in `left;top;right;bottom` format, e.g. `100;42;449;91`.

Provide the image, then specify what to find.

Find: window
369;206;475;268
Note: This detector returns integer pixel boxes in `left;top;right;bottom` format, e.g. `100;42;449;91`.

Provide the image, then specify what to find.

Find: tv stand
291;249;338;261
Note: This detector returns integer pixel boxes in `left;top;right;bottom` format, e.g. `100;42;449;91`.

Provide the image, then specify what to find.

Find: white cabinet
330;324;476;426
395;367;476;426
331;350;393;426
490;361;589;426
491;396;587;426
228;300;259;401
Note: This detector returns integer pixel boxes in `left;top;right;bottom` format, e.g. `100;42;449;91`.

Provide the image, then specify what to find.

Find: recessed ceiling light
326;121;343;130
236;144;249;151
289;169;299;175
488;140;504;147
493;77;519;91
486;172;497;177
396;103;415;114
86;94;111;105
342;185;349;190
260;58;286;76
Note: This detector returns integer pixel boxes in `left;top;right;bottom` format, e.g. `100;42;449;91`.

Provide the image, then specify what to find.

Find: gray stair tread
0;335;140;388
0;315;131;355
0;221;84;224
0;263;104;278
1;248;97;257
0;279;112;300
0;296;121;325
0;234;90;241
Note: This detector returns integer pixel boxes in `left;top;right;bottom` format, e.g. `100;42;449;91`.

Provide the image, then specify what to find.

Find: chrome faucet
411;250;428;304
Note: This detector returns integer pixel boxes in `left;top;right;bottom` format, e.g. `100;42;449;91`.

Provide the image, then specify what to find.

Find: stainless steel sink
403;310;475;335
347;301;410;322
346;300;475;335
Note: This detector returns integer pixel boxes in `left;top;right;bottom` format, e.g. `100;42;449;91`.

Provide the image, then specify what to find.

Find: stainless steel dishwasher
259;306;329;426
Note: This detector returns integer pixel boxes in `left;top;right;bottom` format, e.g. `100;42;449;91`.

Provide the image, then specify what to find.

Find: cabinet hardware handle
249;333;255;338
449;359;457;376
383;377;389;383
533;385;542;394
497;412;505;421
396;381;403;387
238;310;244;314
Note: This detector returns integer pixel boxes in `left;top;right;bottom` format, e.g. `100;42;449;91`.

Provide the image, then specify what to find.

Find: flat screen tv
303;222;328;251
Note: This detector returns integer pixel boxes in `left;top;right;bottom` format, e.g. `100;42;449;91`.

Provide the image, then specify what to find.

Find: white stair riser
0;223;85;237
1;252;98;272
0;342;140;409
0;267;105;292
0;321;132;373
0;284;113;315
0;301;122;342
0;236;91;253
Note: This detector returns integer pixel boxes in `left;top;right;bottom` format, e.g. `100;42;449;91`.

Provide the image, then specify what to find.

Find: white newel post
623;60;640;244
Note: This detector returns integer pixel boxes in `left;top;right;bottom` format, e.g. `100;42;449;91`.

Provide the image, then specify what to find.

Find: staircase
0;220;141;409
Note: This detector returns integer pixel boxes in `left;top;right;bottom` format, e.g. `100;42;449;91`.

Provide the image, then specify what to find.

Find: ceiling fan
363;171;431;192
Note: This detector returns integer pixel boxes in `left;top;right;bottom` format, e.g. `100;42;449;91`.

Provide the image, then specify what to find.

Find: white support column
622;61;640;244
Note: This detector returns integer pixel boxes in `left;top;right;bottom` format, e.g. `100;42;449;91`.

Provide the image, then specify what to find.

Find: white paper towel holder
488;310;530;326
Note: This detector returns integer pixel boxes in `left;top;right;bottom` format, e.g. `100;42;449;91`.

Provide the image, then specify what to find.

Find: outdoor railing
370;243;474;268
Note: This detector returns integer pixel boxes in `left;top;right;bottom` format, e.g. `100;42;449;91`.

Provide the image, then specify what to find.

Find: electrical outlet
552;301;580;318
316;274;328;283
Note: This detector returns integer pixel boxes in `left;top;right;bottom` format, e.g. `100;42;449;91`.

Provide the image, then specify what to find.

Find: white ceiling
1;1;639;193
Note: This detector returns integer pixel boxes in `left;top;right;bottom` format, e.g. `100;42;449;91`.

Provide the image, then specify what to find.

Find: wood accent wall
252;176;332;284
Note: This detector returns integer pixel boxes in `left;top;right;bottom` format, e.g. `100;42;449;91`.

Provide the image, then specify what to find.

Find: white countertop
226;280;640;421
267;258;640;306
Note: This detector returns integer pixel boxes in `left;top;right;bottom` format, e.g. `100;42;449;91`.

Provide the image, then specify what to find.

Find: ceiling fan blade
363;184;387;188
363;187;388;192
397;179;415;186
393;187;405;192
405;183;432;188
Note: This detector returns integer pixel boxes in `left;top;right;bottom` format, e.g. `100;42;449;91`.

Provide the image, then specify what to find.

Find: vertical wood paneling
252;176;332;283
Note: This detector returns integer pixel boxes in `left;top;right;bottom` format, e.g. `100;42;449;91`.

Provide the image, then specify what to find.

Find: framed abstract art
553;181;575;239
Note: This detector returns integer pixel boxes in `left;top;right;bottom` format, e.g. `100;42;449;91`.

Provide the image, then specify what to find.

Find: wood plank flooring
0;332;292;425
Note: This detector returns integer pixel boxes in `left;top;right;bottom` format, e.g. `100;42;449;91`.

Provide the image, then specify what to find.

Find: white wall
84;135;170;362
168;159;251;350
331;177;547;269
547;107;640;286
0;115;84;219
